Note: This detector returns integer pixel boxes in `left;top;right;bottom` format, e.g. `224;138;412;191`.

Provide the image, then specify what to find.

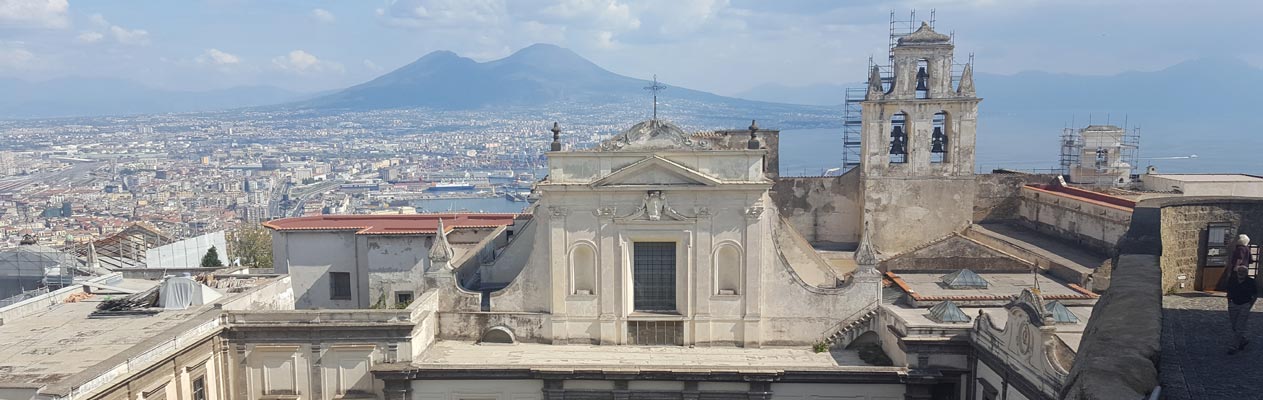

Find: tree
201;246;224;268
228;225;273;269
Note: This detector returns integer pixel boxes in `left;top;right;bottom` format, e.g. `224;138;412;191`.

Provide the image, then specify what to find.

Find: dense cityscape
0;97;835;250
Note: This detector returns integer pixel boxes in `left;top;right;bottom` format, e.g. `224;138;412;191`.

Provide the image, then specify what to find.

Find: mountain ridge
295;43;766;111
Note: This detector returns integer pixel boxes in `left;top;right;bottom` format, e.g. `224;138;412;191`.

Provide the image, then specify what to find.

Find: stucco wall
771;168;862;247
363;235;428;307
218;275;295;311
1154;197;1263;293
1018;186;1132;256
273;231;361;309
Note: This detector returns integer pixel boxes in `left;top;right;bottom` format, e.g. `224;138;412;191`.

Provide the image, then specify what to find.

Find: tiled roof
263;213;521;235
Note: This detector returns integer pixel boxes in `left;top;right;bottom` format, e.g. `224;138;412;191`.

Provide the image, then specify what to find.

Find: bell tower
860;22;981;254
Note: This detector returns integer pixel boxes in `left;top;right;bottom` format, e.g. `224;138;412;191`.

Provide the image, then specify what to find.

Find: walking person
1216;234;1253;291
1226;265;1257;354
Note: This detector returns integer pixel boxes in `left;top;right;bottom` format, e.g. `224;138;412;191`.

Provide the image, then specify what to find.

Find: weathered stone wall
1018;186;1132;256
771;168;862;247
698;130;780;178
1155;197;1263;293
1061;201;1161;400
975;173;1059;222
864;176;978;255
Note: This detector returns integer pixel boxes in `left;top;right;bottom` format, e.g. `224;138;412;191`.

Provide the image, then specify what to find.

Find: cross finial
644;74;666;121
550;122;562;152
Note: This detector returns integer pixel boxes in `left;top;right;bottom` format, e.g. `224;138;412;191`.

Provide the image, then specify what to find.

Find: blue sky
0;0;1259;94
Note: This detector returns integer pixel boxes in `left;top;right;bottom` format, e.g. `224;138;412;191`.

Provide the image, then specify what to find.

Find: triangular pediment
591;156;721;187
882;234;1034;272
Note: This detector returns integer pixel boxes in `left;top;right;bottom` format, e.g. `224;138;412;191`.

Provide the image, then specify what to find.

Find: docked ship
427;181;476;191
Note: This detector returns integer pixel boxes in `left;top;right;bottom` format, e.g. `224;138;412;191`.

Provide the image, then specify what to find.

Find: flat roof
263;213;521;235
1146;174;1263;183
0;279;206;389
403;341;895;374
888;272;1097;302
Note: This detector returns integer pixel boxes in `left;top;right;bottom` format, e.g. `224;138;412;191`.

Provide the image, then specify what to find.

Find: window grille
330;272;352;300
633;242;676;312
627;321;683;346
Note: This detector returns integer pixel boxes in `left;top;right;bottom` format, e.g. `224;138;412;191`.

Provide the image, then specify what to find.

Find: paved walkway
1161;294;1263;400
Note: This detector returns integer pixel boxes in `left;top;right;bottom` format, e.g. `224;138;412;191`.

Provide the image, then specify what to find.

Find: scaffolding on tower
841;10;970;171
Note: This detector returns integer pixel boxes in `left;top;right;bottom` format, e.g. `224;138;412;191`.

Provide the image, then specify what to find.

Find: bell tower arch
860;22;981;254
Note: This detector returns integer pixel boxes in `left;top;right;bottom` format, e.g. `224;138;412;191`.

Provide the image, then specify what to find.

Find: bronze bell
890;126;907;155
915;66;929;91
931;126;946;153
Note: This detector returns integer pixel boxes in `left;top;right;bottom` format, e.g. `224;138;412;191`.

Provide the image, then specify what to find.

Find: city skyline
1;0;1260;94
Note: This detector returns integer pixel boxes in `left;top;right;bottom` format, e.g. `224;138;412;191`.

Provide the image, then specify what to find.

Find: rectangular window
330;272;352;300
633;242;677;312
192;376;206;400
395;291;414;306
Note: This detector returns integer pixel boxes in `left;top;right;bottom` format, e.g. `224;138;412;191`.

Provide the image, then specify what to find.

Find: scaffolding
1058;121;1141;186
841;10;970;170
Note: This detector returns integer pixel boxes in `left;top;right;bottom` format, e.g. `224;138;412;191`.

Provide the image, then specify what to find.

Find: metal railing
0;287;49;308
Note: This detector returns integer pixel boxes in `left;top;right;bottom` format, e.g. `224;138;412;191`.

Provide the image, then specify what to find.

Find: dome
598;120;708;151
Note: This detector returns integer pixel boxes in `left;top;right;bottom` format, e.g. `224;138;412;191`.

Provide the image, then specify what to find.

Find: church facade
474;119;881;348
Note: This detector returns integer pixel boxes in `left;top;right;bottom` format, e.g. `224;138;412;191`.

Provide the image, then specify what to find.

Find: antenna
643;75;667;121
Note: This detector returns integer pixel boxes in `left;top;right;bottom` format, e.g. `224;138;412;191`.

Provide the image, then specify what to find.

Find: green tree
228;225;273;268
201;245;224;268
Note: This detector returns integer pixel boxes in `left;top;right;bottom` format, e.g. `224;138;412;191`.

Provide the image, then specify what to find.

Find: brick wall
1157;198;1263;293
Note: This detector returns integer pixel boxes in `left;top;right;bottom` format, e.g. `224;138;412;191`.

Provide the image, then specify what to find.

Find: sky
0;0;1260;95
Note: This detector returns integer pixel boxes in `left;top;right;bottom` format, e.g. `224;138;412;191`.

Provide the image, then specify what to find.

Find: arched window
714;243;742;295
570;243;596;295
931;111;948;164
889;112;908;164
915;59;930;99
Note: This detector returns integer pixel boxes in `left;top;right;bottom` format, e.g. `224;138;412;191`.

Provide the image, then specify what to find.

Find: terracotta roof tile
263;213;521;235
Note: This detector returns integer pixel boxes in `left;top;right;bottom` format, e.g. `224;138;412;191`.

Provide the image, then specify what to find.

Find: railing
58;316;223;400
0;287;49;308
819;300;880;340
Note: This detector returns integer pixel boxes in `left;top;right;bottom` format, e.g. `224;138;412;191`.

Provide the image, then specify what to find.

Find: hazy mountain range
0;44;1260;127
300;43;767;110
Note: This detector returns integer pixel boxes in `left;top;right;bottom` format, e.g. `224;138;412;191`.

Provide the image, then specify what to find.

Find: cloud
109;25;150;45
0;42;36;71
272;50;342;74
80;15;150;46
76;31;104;44
0;0;69;29
363;59;382;72
377;0;508;29
196;48;240;65
311;8;335;23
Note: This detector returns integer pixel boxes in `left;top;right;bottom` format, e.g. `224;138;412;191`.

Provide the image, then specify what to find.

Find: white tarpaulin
158;276;223;309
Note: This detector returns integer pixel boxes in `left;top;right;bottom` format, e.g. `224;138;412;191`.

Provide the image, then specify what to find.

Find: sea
412;125;1244;213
